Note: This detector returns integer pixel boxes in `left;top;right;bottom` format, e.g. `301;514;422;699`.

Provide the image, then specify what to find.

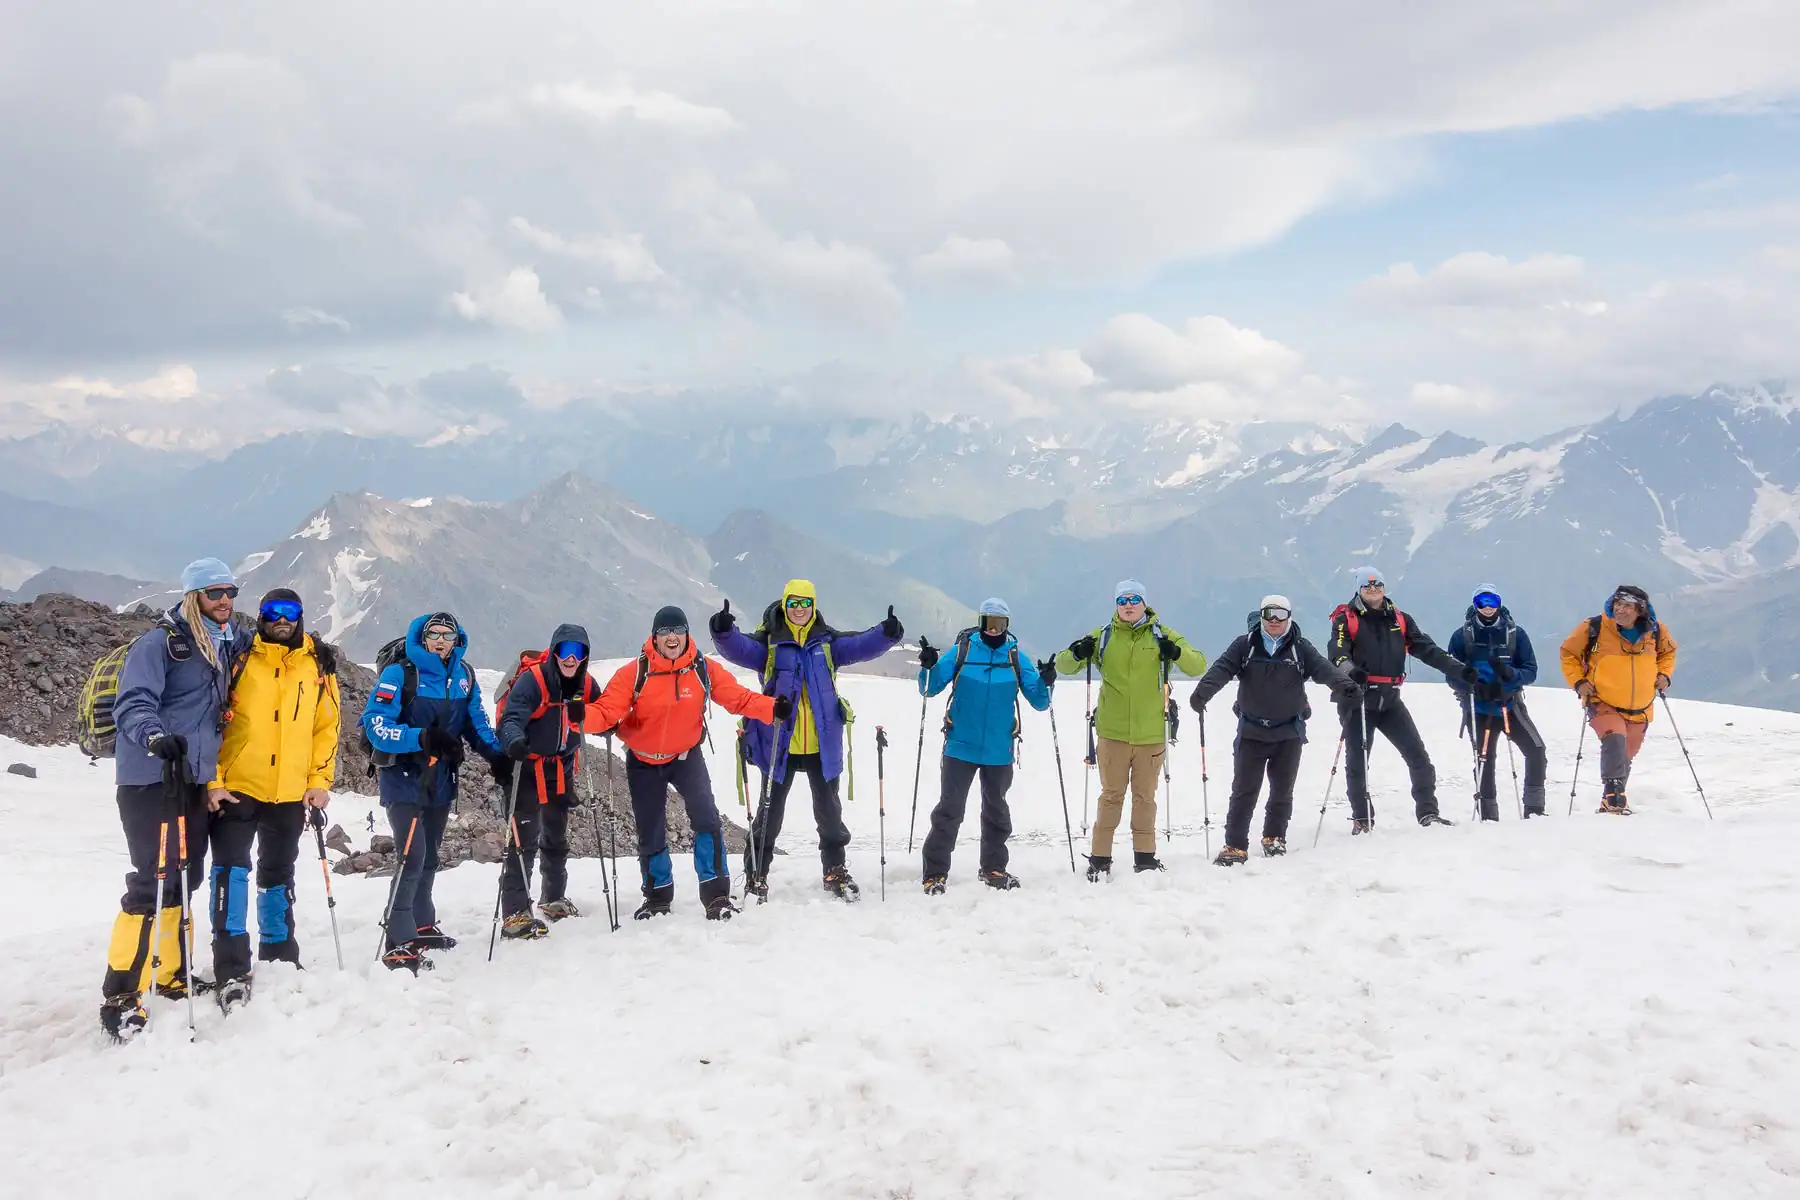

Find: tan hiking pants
1092;737;1163;856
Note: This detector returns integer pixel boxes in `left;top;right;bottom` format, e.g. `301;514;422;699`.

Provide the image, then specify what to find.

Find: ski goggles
1473;592;1502;611
980;614;1010;631
1260;606;1291;622
784;596;814;610
1114;594;1145;607
201;585;239;601
553;641;586;660
422;626;457;644
259;599;303;624
653;621;689;637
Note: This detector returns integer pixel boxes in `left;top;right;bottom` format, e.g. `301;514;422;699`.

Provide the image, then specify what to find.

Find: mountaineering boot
216;975;253;1015
1418;813;1455;827
1351;818;1373;835
101;993;148;1044
501;913;550;940
1084;855;1112;883
411;924;458;950
822;866;862;901
980;869;1021;891
381;944;433;974
1133;852;1166;873
922;875;947;895
633;897;673;920
744;872;769;904
1213;846;1248;867
1478;796;1500;822
704;895;736;922
538;898;580;922
155;975;215;1001
1260;836;1287;857
1599;778;1633;815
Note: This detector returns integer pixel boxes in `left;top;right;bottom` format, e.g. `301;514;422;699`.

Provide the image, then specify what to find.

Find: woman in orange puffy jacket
585;605;786;920
1559;584;1678;814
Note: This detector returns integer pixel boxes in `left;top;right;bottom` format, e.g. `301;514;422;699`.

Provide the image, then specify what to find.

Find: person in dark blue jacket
360;611;508;971
916;599;1052;892
1446;586;1547;820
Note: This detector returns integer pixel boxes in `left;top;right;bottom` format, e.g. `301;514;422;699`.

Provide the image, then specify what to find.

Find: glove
1475;680;1506;705
565;699;586;728
1458;664;1479;684
490;759;514;793
505;738;531;762
420;725;460;761
1068;634;1097;662
1574;680;1596;702
1331;679;1361;702
881;605;903;640
1036;658;1057;689
148;733;187;762
1654;674;1670;693
709;600;735;636
1496;662;1515;682
1347;666;1369;687
1157;637;1182;663
917;637;939;671
1474;660;1497;684
1187;687;1206;714
772;695;794;722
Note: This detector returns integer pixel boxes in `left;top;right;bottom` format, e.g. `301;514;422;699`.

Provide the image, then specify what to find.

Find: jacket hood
544;622;592;698
405;611;469;681
1603;595;1658;626
760;597;834;645
1463;603;1515;625
641;632;699;671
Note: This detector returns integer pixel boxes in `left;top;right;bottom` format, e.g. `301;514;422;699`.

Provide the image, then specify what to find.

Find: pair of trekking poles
1565;689;1713;819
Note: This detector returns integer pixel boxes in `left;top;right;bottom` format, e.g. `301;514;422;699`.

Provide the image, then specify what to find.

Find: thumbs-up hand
709;599;735;636
881;605;903;640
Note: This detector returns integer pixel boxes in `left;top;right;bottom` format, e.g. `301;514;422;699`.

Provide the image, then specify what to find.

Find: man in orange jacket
1559;584;1678;814
585;606;787;920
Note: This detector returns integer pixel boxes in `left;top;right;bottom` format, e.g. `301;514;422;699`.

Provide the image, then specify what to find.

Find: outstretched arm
1189;637;1247;709
361;664;423;756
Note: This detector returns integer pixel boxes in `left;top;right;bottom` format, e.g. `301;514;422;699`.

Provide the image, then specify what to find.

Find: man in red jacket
586;606;786;920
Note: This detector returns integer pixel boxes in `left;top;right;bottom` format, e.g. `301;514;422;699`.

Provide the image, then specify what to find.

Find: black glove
709;600;735;636
1037;658;1057;689
505;737;531;762
881;605;903;640
1345;666;1368;687
565;699;585;728
1496;662;1515;682
490;759;514;793
1187;687;1207;714
1475;681;1506;705
1459;663;1479;684
148;733;187;762
1068;634;1097;662
1157;636;1182;663
917;637;939;670
1331;679;1362;702
420;725;459;760
772;695;794;721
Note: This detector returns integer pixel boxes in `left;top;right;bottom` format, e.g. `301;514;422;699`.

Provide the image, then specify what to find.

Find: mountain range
2;382;1793;706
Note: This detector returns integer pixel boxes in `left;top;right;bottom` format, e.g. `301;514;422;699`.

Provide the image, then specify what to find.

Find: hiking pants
1092;737;1163;857
626;752;728;907
383;802;449;949
1224;737;1303;851
748;752;852;875
1588;704;1649;785
1341;691;1438;821
501;755;579;916
102;781;208;999
922;756;1014;879
208;795;307;979
1470;708;1549;819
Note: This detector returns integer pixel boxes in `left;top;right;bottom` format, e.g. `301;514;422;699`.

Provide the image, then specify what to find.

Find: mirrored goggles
1473;593;1502;611
1260;606;1291;622
981;614;1010;632
422;627;457;644
259;599;303;623
553;640;586;660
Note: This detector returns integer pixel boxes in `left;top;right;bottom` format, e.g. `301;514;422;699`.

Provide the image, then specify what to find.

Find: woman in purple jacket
709;578;902;901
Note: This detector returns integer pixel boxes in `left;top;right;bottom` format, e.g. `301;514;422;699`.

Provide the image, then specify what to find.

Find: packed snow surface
0;672;1795;1198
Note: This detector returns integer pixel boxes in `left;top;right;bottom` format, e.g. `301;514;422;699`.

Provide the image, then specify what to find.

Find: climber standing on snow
1055;579;1206;879
1189;594;1355;865
709;580;904;901
1446;586;1548;820
1329;568;1475;832
916;598;1052;893
1559;584;1678;815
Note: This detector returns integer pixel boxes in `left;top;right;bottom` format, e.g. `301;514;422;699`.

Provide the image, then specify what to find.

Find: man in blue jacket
360;612;509;971
916;598;1051;892
1447;586;1547;820
100;557;249;1042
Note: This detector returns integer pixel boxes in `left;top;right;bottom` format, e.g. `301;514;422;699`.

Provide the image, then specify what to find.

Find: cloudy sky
3;0;1798;446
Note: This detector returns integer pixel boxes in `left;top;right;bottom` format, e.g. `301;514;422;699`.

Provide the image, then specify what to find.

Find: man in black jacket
1191;595;1357;864
1329;569;1475;831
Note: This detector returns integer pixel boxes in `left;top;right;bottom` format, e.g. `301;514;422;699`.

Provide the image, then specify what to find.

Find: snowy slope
1;676;1796;1198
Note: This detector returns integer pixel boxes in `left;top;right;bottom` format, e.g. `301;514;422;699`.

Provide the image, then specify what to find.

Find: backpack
1580;614;1659;670
359;635;474;771
496;650;556;731
1330;603;1408;647
1094;620;1165;670
1242;612;1305;674
943;628;1026;745
1461;612;1517;665
78;615;250;761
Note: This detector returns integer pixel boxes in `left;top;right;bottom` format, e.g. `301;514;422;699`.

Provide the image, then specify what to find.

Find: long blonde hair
180;591;223;672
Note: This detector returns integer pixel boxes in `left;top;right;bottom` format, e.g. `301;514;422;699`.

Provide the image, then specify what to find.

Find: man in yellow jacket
206;588;340;1008
1559;584;1678;815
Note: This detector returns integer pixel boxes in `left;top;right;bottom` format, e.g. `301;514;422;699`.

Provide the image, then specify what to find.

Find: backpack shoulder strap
1096;624;1114;668
1584;615;1603;666
951;629;975;679
526;661;552;720
695;656;713;703
632;652;651;702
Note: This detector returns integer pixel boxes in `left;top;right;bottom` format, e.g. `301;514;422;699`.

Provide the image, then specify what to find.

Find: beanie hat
1258;594;1292;614
978;597;1011;617
652;605;689;634
1352;567;1384;590
1113;579;1146;603
258;587;305;644
180;557;236;594
1472;584;1502;608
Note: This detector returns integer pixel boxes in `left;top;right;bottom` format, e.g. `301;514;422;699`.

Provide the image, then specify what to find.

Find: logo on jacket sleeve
374;680;398;703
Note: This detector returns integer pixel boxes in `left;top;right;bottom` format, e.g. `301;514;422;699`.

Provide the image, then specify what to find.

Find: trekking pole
605;734;621;930
906;691;928;853
1658;690;1714;820
1196;708;1211;859
146;766;173;1011
578;746;615;930
875;726;889;901
1047;704;1077;873
1162;666;1178;841
487;762;526;962
1311;733;1346;848
1566;714;1588;817
1082;659;1095;836
376;810;421;962
1470;723;1494;822
173;759;197;1041
308;806;345;970
1503;707;1524;820
1359;701;1374;828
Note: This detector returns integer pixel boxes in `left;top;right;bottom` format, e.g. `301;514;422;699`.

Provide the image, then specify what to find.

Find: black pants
1469;707;1549;819
1341;691;1438;820
747;752;851;875
922;757;1014;878
383;802;449;949
1224;736;1304;850
208;795;307;979
102;781;208;998
626;753;728;906
498;763;578;917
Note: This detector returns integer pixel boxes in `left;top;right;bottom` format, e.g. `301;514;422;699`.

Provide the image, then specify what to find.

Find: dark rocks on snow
6;763;36;779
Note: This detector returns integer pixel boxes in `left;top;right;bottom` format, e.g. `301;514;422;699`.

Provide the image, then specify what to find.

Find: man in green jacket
1055;579;1207;878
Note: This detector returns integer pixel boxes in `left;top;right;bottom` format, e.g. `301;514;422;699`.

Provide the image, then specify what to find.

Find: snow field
0;671;1796;1198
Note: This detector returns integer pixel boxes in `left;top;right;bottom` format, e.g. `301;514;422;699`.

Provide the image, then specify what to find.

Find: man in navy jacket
1447;586;1547;819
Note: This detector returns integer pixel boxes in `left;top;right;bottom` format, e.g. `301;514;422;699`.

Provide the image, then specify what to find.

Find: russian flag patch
374;681;398;703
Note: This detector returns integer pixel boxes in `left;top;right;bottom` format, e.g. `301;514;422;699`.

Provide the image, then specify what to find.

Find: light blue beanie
180;557;236;594
979;597;1011;617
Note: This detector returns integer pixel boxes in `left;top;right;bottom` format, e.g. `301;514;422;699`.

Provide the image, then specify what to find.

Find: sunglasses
654;624;689;638
785;597;814;610
201;586;239;601
554;641;586;660
1115;594;1144;607
260;600;303;623
422;628;457;644
1359;581;1386;591
1261;607;1291;622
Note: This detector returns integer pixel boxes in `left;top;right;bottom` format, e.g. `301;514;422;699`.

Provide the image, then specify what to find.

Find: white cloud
1356;252;1595;310
448;267;564;333
507;218;668;285
526;81;737;135
1084;314;1304;393
281;306;352;332
912;236;1017;288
